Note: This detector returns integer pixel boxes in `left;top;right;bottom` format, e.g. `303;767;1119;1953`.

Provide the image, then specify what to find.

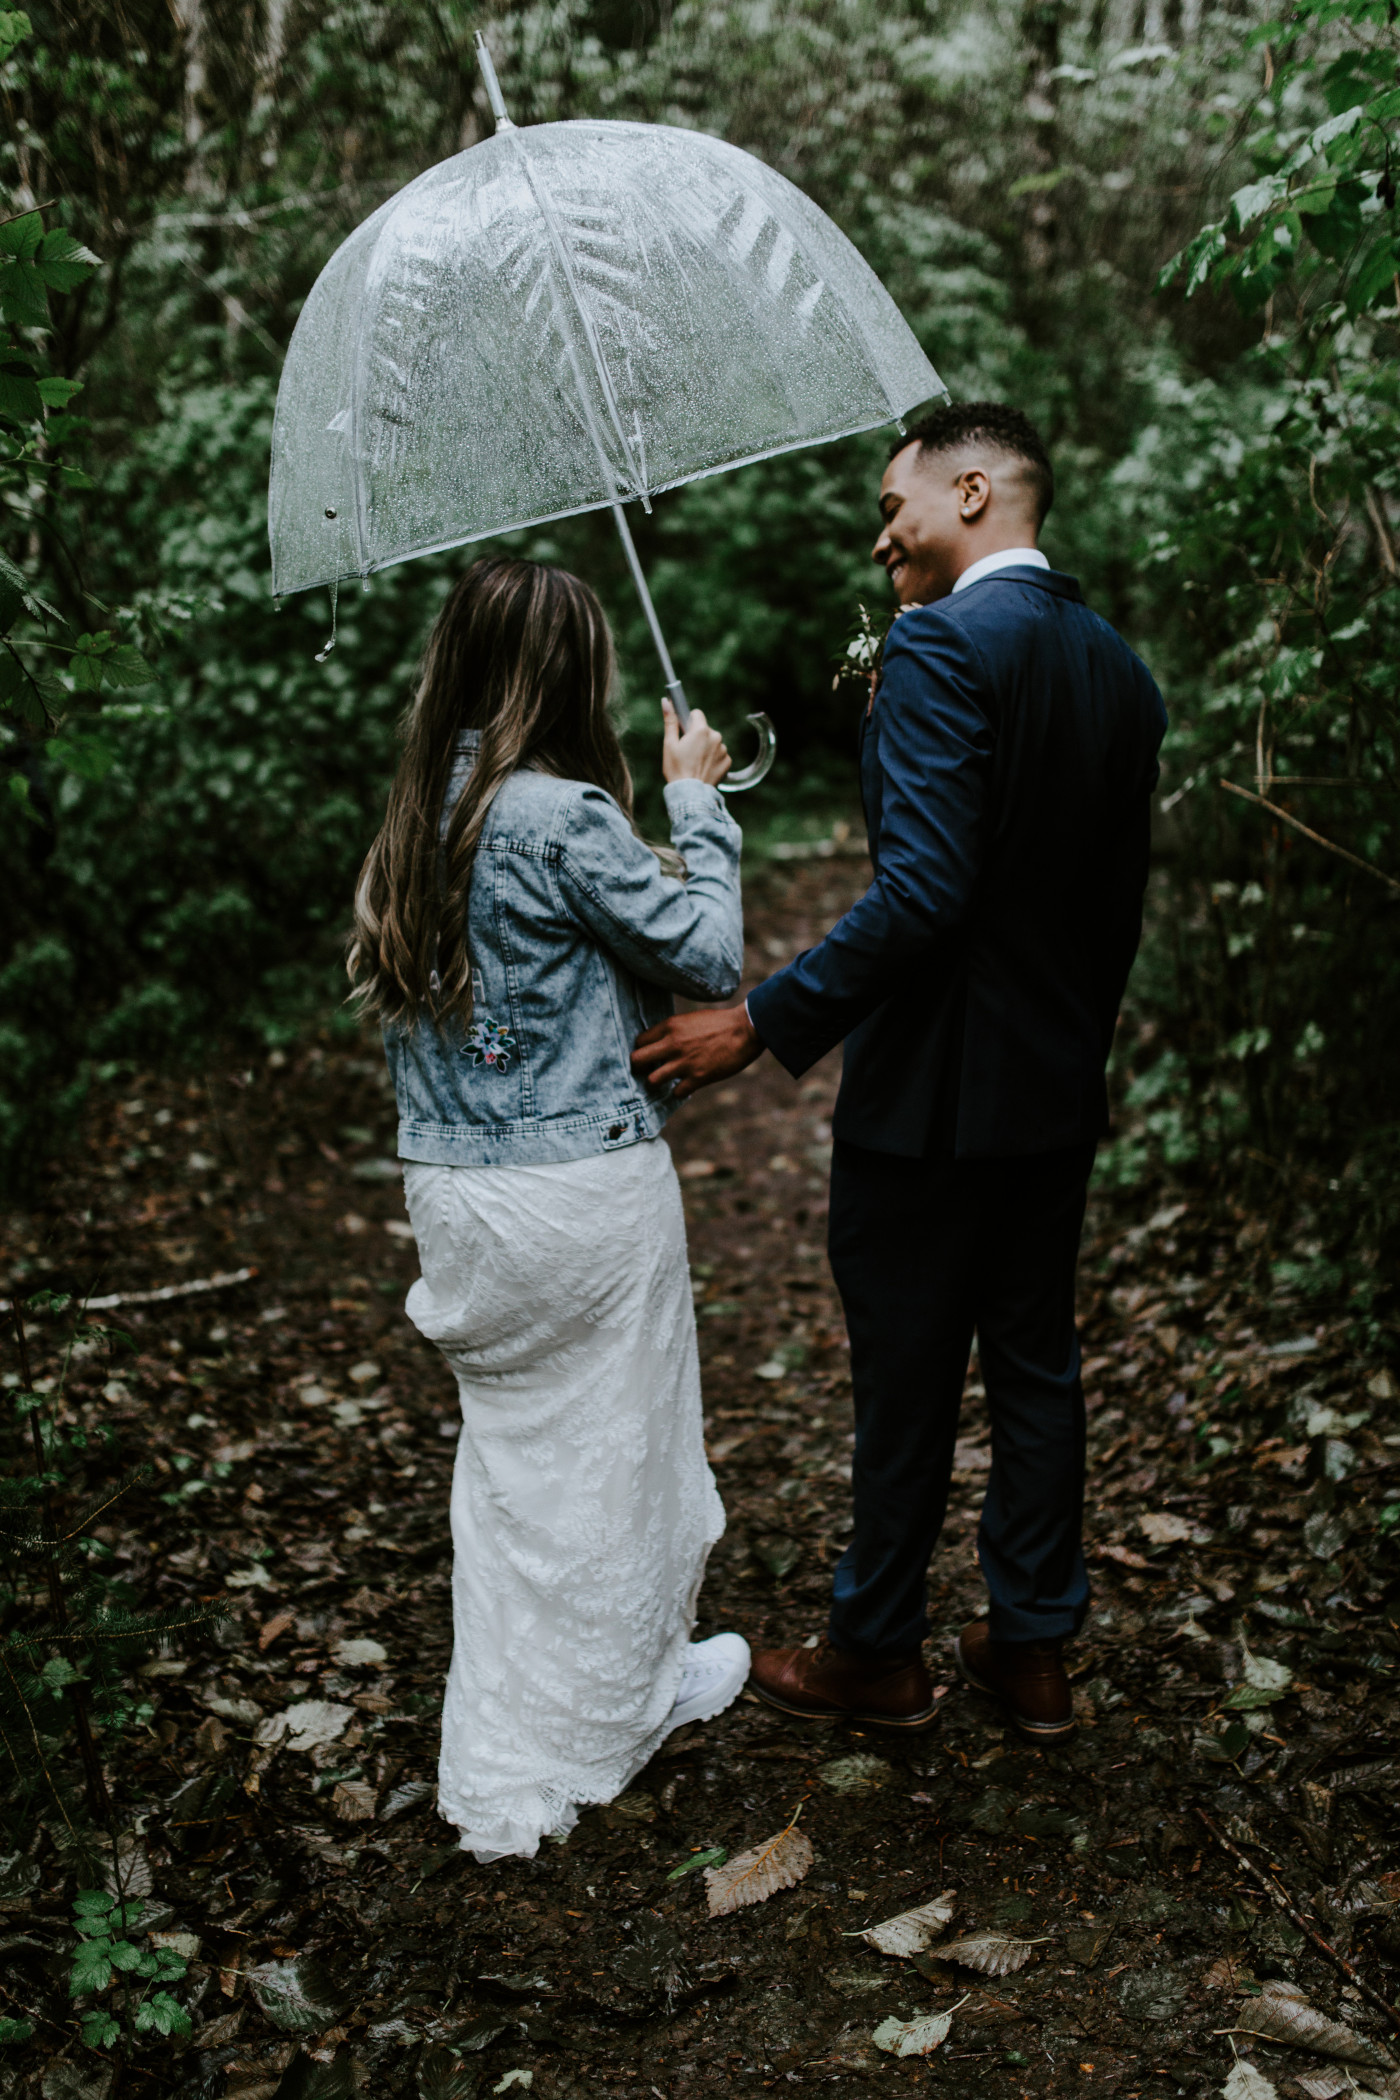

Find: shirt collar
952;547;1050;594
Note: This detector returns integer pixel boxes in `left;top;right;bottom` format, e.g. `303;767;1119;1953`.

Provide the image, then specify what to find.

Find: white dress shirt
952;545;1049;592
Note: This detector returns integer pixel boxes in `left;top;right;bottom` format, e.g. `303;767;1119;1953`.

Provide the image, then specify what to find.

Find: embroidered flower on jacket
463;1016;517;1072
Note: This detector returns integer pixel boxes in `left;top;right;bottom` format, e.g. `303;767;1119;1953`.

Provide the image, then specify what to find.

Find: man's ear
956;467;991;522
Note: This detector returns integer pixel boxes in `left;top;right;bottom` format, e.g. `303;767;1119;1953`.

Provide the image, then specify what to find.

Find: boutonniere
833;600;902;716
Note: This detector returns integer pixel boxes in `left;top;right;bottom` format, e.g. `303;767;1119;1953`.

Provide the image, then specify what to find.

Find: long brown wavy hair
348;555;632;1030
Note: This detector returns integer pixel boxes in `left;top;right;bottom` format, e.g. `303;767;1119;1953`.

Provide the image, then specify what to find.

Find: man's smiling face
871;442;967;607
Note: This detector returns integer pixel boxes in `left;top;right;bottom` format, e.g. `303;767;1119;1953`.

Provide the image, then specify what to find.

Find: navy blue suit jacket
746;567;1167;1158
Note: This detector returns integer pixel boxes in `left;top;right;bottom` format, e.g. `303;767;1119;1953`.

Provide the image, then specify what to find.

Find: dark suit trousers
826;1138;1095;1656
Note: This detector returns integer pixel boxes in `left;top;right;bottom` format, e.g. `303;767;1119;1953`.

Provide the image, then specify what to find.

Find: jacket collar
952;565;1084;603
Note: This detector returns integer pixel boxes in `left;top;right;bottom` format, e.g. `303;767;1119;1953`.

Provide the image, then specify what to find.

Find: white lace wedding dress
403;1136;725;1862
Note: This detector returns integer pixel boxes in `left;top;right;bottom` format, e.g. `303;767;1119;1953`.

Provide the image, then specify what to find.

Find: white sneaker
664;1632;751;1735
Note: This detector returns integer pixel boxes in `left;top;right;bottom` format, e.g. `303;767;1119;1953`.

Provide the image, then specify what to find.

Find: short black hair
891;401;1054;525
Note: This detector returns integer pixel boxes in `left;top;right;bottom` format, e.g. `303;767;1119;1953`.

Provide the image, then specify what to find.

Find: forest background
4;0;1400;1320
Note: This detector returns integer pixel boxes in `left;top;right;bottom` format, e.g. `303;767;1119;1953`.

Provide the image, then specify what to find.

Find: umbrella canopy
269;113;944;598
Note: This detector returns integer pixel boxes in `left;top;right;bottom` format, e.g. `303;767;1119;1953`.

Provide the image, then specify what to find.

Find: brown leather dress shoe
953;1619;1074;1741
750;1637;940;1729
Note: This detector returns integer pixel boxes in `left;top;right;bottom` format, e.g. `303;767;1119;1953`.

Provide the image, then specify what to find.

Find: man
631;403;1166;1741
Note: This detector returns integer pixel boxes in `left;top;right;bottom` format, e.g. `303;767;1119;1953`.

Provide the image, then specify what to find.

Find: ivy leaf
134;1992;190;2039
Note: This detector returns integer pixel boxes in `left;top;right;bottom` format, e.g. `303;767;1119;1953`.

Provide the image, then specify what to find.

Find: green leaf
0;11;31;64
665;1845;728;1881
150;1948;188;1982
0;368;42;419
1230;176;1287;230
1223;1682;1278;1710
134;1993;190;2039
0;212;44;261
1007;167;1066;199
47;732;116;782
1185;225;1228;296
59;464;96;489
1345;232;1400;314
0;2018;33;2046
0;258;49;327
1366;85;1400;123
0;547;61;624
100;642;153;688
41;1654;80;1690
70;1940;114;1996
1294;176;1337;217
1306;179;1366;260
35;229;100;292
107;1939;145;1974
79;2010;120;2052
36;375;82;408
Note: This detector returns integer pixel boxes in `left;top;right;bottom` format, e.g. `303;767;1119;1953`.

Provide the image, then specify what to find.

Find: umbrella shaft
610;501;690;727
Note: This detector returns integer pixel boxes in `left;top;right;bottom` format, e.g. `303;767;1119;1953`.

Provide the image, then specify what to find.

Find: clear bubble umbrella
268;33;945;790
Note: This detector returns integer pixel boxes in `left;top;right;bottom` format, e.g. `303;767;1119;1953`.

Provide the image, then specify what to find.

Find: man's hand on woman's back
632;1005;762;1098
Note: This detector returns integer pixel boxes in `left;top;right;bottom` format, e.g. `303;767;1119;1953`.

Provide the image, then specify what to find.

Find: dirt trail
2;857;1398;2100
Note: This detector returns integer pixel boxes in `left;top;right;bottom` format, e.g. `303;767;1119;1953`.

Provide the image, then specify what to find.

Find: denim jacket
384;732;744;1167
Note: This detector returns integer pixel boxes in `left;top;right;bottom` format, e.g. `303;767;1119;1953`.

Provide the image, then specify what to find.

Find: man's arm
1092;684;1167;1056
631;614;994;1097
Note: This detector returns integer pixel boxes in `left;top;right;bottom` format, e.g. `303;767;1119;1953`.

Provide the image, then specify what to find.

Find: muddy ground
2;853;1398;2100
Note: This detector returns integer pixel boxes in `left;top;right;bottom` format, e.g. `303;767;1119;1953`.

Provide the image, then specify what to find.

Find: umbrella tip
474;31;514;132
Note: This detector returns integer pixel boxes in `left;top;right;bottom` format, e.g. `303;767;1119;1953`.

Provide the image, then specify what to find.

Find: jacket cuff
663;778;727;819
745;971;820;1080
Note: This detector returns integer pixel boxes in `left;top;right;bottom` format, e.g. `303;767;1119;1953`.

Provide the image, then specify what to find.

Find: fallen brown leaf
705;1812;813;1917
859;1891;956;1958
1229;1983;1396;2071
938;1933;1045;1978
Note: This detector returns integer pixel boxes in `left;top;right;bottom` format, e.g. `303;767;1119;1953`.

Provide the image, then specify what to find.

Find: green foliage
1090;0;1400;1267
1;1298;218;1833
0;0;1395;1281
67;1891;191;2050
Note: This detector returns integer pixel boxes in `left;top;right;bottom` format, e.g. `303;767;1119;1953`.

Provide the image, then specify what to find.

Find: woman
349;555;749;1862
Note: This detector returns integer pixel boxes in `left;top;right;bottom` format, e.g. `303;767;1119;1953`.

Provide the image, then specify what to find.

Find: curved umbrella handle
718;712;776;795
